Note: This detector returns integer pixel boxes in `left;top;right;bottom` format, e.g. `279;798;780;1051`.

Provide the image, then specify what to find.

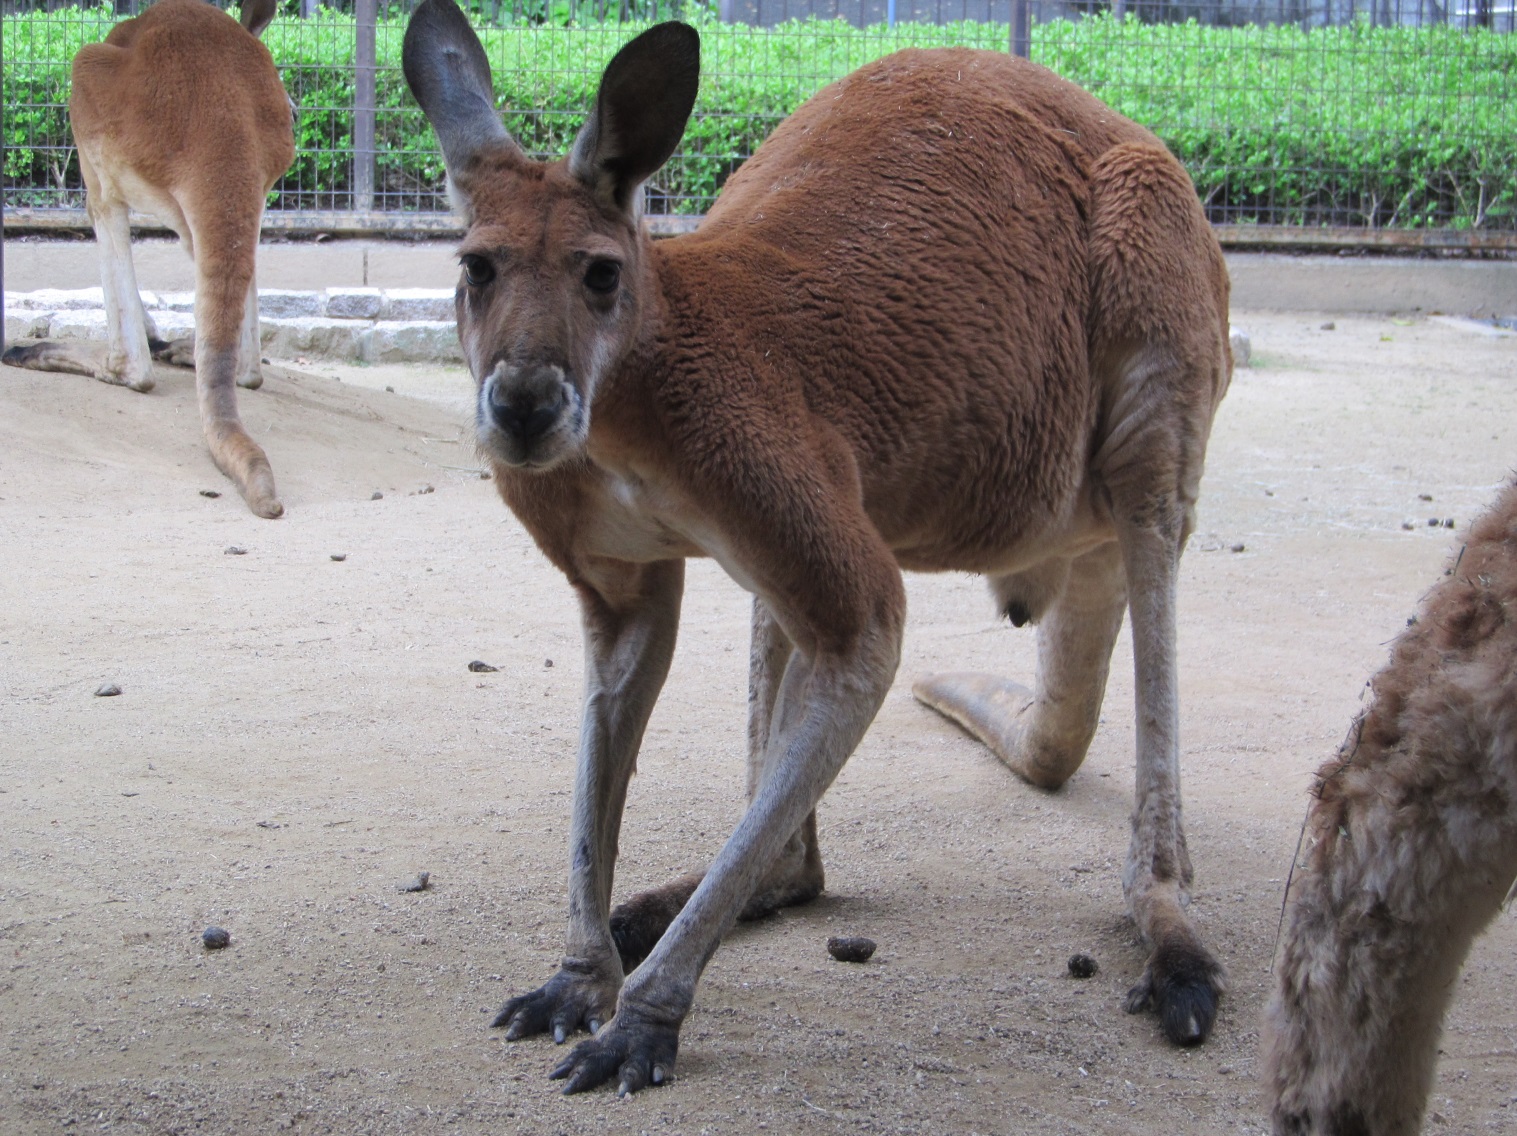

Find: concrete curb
4;287;462;365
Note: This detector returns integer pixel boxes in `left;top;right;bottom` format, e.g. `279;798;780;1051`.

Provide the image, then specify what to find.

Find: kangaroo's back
662;47;1215;570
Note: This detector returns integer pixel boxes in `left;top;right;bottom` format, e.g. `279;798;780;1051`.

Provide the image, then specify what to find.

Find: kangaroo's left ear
239;0;277;38
569;22;700;216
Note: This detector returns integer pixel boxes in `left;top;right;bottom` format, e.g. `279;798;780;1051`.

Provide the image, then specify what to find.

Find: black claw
546;1013;680;1095
553;1038;625;1094
491;967;616;1043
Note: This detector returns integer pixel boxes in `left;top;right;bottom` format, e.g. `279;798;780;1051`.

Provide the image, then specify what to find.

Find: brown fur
1264;477;1517;1135
404;1;1230;1093
2;0;294;518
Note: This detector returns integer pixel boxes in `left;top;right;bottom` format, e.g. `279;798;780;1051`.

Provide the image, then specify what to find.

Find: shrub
3;8;1513;229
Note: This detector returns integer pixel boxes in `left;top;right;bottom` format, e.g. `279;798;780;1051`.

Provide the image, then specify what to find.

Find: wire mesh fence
3;0;1514;246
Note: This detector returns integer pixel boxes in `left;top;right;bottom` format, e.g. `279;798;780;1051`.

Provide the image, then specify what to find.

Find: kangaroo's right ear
403;0;519;182
238;0;277;38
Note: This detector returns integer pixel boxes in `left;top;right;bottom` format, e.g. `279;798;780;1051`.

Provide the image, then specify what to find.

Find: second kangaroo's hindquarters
405;0;1230;1094
2;0;294;518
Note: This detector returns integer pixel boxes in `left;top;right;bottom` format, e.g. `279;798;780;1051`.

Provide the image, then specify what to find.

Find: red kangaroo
403;0;1231;1093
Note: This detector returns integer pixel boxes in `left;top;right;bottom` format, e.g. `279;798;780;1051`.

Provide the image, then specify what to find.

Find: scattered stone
468;660;498;673
1418;493;1433;502
1428;518;1440;527
1443;518;1455;529
1229;543;1246;553
1402;520;1415;531
1320;321;1336;331
330;553;347;562
401;871;431;893
224;546;247;556
479;470;492;480
413;484;435;496
202;926;231;950
199;489;221;499
95;683;122;698
544;659;554;669
255;820;282;829
371;491;384;501
827;935;876;963
1067;952;1099;978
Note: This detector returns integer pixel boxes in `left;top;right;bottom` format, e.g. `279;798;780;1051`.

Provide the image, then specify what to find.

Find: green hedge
4;9;1515;229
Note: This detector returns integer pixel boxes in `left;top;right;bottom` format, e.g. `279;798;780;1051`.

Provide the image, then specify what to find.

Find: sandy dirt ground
2;310;1516;1135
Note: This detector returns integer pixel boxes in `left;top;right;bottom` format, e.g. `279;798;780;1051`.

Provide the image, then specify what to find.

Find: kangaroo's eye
461;254;495;289
584;260;621;295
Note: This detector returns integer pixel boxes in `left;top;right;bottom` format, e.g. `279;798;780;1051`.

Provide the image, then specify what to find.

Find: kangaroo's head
403;0;699;471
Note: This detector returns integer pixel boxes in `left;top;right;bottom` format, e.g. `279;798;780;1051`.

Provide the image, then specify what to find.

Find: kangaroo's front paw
491;960;620;1044
549;1007;680;1096
1124;940;1226;1047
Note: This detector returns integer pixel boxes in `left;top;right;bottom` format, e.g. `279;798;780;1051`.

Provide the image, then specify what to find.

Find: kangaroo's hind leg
914;544;1127;791
610;596;825;970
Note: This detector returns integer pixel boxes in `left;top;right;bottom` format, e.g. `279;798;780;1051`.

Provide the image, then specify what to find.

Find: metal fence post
354;0;378;215
1010;0;1030;56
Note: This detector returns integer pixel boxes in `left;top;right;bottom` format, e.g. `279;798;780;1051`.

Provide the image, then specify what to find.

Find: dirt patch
2;312;1515;1134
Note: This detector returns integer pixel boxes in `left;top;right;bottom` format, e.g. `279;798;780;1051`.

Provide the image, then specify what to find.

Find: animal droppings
202;926;231;950
95;683;122;698
199;489;221;498
371;491;384;500
1068;952;1099;978
402;872;431;893
1419;493;1433;502
827;936;877;963
468;660;498;673
330;553;347;562
224;546;247;556
1444;518;1455;529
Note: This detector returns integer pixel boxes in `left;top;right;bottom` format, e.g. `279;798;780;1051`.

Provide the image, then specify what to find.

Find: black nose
487;376;565;443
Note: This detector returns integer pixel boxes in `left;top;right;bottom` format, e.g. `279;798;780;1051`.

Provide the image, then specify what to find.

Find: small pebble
544;659;554;669
330;553;347;562
402;872;431;893
479;470;492;480
224;546;247;556
202;926;231;950
1418;493;1433;502
1443;518;1455;529
1067;952;1099;979
95;683;122;698
385;385;395;393
1229;543;1246;553
1428;518;1440;527
468;660;499;673
1402;520;1415;531
827;935;876;963
199;489;221;499
371;491;384;501
1320;321;1336;331
413;485;435;496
